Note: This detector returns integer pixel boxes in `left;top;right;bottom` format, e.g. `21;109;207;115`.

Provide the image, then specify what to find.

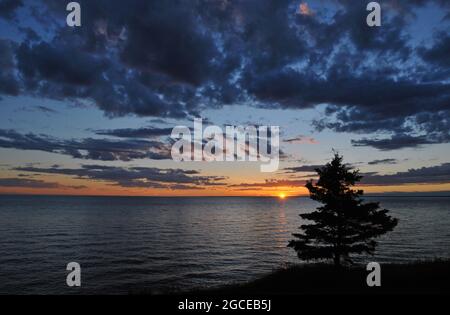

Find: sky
0;0;449;197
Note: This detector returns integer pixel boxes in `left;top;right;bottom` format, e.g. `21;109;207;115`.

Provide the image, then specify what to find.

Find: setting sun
278;193;286;199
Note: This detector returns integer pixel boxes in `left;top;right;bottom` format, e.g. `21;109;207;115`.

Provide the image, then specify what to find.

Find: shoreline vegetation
170;260;450;295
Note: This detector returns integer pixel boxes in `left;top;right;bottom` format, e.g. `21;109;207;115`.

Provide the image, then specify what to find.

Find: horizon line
1;192;450;198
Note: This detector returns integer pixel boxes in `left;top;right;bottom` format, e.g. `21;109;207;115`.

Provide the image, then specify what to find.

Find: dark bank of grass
183;260;450;295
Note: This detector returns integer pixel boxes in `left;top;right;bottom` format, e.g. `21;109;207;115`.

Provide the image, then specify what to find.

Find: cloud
0;127;287;163
361;163;450;185
14;164;227;189
0;0;23;20
0;0;448;150
419;32;450;67
0;39;20;95
351;134;438;150
17;42;108;86
283;165;324;173
9;0;243;118
368;159;398;165
0;129;172;161
0;177;86;189
350;110;450;150
94;127;173;138
284;135;318;144
228;162;450;190
148;118;170;125
35;105;58;114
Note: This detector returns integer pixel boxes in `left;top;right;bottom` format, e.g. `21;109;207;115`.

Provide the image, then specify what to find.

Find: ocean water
0;195;449;294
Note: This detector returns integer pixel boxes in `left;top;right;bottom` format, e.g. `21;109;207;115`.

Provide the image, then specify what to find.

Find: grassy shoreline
180;260;450;295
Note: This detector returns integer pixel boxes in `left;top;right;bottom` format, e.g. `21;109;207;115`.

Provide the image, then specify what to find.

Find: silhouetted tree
288;153;398;267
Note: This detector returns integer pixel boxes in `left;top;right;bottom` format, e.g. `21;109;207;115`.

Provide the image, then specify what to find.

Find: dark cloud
0;129;171;161
283;165;324;173
0;177;86;189
368;159;398;165
94;127;173;138
349;109;450;150
35;105;58;114
361;163;450;185
0;0;448;150
0;127;286;162
283;136;317;144
16;41;107;86
351;134;438;150
250;66;450;151
118;1;220;86
14;164;227;189
0;0;23;20
419;32;450;67
9;0;243;118
331;2;411;56
0;39;20;95
18;26;40;42
240;162;450;189
148;118;170;125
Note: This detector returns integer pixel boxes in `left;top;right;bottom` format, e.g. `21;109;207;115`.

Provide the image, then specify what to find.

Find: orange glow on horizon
1;178;450;197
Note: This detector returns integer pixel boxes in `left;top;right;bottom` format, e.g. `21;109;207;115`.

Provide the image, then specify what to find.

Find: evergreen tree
288;153;398;267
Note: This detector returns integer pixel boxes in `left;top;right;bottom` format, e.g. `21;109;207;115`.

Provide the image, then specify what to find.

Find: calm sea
0;195;449;294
